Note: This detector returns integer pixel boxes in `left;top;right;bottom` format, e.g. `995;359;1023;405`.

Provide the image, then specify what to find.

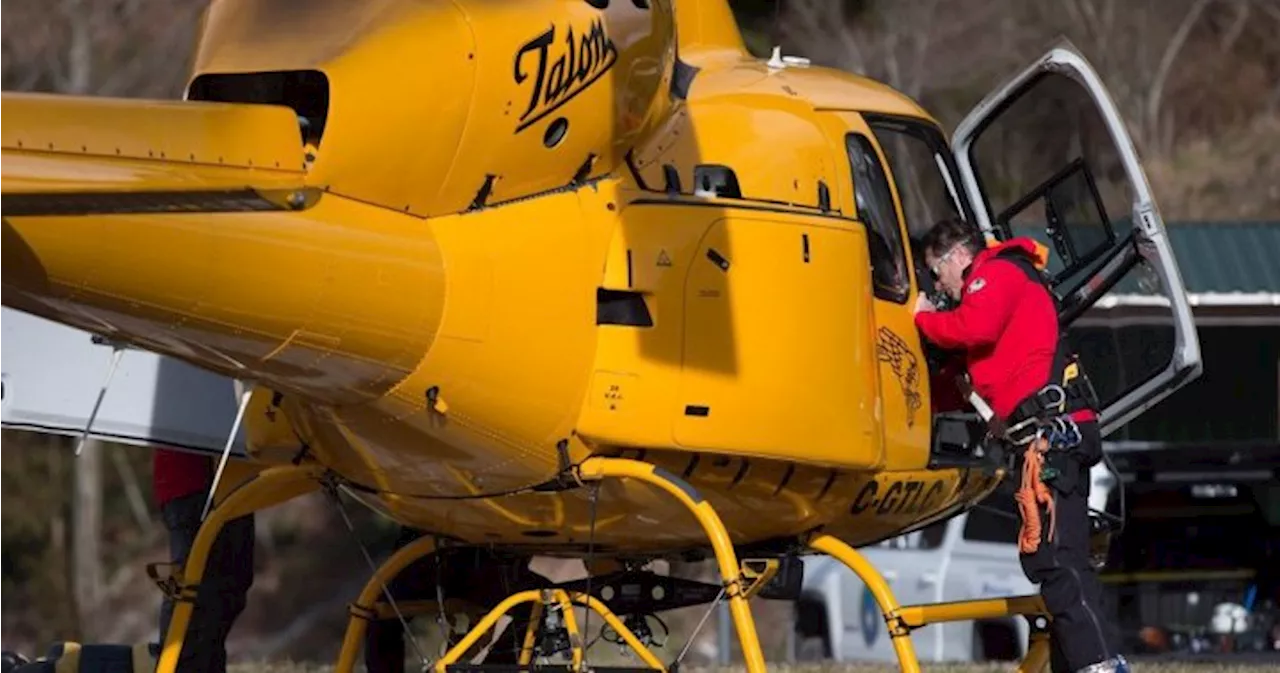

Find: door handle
919;572;940;586
883;570;899;581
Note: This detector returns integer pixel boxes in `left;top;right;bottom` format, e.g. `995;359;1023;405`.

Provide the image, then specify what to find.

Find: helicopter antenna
771;0;784;55
764;1;810;71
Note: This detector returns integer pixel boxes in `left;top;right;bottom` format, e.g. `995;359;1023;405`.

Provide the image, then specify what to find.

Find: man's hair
920;217;983;258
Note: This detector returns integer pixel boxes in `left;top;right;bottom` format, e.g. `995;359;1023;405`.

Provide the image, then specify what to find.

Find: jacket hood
979;236;1050;270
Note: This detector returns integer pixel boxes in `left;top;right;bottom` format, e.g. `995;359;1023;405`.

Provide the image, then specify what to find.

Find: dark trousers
1017;420;1120;673
365;529;543;672
157;491;255;673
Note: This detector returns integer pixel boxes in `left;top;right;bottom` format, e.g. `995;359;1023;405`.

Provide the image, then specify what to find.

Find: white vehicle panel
1;308;245;455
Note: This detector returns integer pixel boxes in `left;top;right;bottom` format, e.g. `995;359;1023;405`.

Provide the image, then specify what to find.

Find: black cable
581;484;600;666
337;468;573;501
599;613;669;649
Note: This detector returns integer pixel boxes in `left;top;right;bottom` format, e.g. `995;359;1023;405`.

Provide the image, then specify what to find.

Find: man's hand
914;293;936;315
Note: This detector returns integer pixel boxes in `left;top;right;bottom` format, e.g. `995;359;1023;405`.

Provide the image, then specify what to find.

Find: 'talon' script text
513;19;618;133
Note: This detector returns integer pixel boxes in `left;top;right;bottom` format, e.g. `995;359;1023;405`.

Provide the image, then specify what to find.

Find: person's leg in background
153;448;255;673
156;493;197;652
156;489;255;673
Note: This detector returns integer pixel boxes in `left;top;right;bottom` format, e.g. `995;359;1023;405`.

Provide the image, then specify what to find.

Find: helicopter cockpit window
846;133;910;304
867;118;968;240
866;117;973;292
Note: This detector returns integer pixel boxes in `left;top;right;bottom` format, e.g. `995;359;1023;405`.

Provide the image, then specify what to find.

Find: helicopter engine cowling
188;0;677;218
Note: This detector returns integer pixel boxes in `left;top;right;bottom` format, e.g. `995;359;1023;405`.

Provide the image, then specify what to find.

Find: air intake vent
187;70;329;147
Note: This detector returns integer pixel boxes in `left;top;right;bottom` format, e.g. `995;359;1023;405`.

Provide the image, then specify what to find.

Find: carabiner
1037;384;1067;411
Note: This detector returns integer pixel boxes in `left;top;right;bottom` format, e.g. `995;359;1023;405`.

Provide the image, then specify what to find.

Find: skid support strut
578;457;767;673
154;465;324;673
334;535;439;672
809;533;1052;673
432;589;666;672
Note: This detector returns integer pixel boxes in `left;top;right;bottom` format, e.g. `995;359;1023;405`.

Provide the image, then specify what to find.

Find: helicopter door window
860;117;974;298
845;133;910;304
865;116;972;254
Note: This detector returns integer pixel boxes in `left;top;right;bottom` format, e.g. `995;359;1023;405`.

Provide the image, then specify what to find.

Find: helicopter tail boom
1;92;448;405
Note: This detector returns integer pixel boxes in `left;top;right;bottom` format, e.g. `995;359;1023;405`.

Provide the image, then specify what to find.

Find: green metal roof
1007;221;1280;296
1160;222;1280;294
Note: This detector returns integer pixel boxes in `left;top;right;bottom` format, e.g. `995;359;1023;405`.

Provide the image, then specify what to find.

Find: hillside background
4;0;1280;666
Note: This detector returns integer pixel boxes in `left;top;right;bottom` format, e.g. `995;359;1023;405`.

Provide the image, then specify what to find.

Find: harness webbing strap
991;248;1099;427
990;248;1079;552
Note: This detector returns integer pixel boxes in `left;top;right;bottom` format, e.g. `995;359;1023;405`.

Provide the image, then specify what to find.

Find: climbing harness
991;247;1095;552
952;245;1106;555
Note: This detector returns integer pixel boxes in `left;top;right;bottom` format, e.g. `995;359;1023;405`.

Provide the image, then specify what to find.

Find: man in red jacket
153;447;255;673
913;218;1126;673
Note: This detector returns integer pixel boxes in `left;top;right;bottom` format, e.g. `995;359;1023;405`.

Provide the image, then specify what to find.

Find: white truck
795;464;1118;664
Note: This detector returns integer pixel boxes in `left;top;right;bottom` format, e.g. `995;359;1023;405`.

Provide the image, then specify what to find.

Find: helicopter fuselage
1;0;998;559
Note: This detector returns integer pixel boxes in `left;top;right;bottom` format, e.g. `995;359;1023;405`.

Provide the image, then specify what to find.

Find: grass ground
226;663;1278;673
213;584;1280;673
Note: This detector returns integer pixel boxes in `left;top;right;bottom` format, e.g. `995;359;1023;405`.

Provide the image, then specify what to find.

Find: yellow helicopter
0;0;1203;671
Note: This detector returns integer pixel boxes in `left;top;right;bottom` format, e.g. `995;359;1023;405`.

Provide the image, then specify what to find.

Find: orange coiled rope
1015;435;1056;554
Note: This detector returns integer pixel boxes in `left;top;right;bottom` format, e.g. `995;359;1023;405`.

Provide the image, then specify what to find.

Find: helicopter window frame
845;132;912;305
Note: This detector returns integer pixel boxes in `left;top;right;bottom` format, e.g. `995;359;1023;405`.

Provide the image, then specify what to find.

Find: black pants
157;491;255;673
1017;420;1119;673
365;529;545;672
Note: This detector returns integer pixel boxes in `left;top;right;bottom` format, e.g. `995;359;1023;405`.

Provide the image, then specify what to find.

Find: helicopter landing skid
356;457;773;672
155;460;1050;673
383;457;1054;673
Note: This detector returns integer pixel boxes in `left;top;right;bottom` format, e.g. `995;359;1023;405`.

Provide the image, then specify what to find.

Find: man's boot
1;650;30;673
1076;655;1130;673
4;642;155;673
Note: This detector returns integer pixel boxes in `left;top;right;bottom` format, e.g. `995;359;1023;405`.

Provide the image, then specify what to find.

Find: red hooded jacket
152;447;213;508
914;238;1096;425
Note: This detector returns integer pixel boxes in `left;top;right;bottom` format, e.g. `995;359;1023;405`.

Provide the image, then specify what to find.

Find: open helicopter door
949;41;1201;437
1;308;247;457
